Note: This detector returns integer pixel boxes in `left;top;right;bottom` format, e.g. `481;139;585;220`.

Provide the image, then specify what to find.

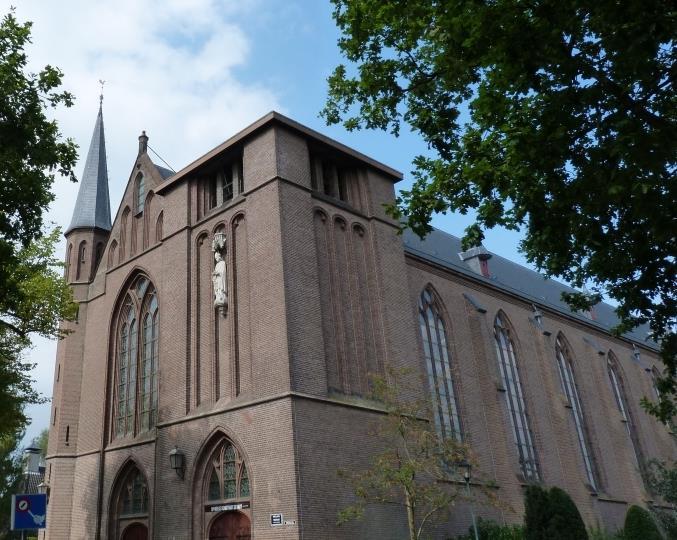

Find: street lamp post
458;461;479;540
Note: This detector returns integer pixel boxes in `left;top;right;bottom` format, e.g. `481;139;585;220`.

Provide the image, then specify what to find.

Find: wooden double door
209;511;251;540
121;523;148;540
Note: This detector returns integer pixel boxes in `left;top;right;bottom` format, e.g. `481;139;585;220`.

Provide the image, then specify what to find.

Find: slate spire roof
66;98;111;233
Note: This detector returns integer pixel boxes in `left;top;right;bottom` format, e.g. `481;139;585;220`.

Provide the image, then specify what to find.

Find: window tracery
494;312;540;481
555;335;599;490
113;275;159;438
110;464;149;539
206;440;250;502
418;287;462;440
607;353;644;471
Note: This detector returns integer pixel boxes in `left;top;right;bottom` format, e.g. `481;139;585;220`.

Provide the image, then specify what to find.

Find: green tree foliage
0;9;78;441
0;430;24;539
524;486;552;540
646;460;677;538
322;0;677;422
624;505;662;540
546;487;588;540
32;429;48;457
0;229;76;440
337;368;493;540
524;486;588;540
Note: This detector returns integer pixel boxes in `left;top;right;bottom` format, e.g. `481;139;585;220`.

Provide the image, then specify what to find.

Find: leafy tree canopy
322;0;677;421
0;429;24;539
0;229;77;439
0;10;78;440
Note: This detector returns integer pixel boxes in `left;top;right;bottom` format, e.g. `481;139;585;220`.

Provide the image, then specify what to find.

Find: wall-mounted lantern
169;447;185;479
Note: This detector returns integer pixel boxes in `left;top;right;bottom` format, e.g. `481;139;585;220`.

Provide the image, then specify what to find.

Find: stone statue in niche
212;232;227;315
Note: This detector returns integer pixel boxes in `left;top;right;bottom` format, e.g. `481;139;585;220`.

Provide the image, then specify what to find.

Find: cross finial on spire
98;79;105;108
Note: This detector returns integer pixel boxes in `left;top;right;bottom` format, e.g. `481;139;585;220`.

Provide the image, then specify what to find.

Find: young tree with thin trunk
338;368;492;540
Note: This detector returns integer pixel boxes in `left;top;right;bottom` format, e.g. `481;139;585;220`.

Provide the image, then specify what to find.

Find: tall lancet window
418;287;462;440
555;335;599;490
113;275;159;438
607;353;644;471
494;312;540;481
139;290;159;431
135;173;145;213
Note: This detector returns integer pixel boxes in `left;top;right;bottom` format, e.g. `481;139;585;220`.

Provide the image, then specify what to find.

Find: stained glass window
121;468;148;516
206;441;250;501
113;276;159;438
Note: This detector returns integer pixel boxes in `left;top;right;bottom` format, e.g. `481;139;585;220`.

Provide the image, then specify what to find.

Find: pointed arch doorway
121;522;148;540
208;511;251;540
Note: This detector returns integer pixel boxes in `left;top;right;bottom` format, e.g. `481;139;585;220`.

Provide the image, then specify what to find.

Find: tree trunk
405;489;416;540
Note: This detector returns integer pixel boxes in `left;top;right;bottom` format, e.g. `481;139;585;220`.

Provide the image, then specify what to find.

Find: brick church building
45;103;673;539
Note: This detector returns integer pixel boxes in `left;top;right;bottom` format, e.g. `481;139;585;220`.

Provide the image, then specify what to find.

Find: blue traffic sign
11;493;47;530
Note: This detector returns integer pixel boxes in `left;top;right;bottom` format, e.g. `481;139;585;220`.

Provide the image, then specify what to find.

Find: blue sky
3;0;528;444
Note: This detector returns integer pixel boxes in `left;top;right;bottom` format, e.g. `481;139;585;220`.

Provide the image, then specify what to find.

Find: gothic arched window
494;312;540;481
113;276;159;438
418;287;462;440
207;440;250;502
607;352;644;471
135;173;146;213
555;335;599;490
110;464;149;539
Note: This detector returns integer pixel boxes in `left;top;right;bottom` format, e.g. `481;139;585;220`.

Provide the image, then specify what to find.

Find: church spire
66;92;111;234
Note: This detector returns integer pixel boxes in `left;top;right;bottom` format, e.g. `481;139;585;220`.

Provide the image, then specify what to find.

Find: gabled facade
46;111;674;540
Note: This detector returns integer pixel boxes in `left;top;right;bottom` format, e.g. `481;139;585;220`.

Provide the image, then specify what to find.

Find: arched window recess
113;274;159;439
206;439;250;503
135;173;146;214
418;286;463;441
555;334;600;491
493;311;540;482
607;352;646;476
109;463;150;540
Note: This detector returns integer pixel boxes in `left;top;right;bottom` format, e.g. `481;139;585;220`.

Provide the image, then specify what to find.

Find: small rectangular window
52;407;57;426
57;364;60;382
65;425;70;445
223;168;234;202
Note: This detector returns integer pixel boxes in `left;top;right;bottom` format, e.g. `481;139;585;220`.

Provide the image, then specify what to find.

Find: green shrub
524;485;588;540
624;505;662;540
524;485;552;540
546;487;588;540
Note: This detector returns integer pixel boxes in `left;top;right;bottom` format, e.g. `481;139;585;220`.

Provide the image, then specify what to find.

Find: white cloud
1;0;282;443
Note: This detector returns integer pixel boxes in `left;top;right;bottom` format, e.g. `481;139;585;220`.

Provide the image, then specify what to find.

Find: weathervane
99;79;105;106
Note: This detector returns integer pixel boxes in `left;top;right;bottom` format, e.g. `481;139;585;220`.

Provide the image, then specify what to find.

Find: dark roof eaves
156;111;402;195
65;224;112;235
404;245;658;353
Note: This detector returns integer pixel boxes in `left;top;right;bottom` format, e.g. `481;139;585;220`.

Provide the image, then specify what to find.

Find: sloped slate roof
153;162;174;180
66;105;111;233
403;228;654;349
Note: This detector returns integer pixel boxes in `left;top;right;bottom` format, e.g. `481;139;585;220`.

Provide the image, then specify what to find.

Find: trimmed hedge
524;485;588;540
624;505;662;540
